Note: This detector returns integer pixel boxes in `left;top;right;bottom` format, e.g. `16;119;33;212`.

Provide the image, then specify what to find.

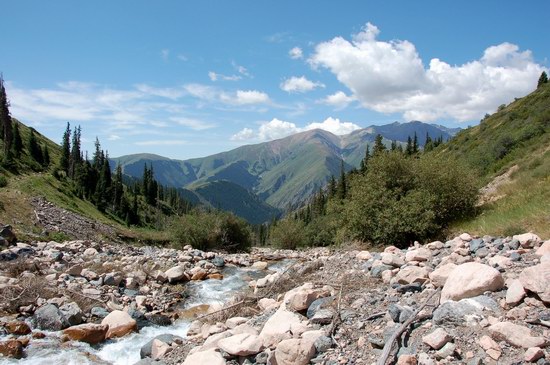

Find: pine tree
28;129;43;164
424;132;434;152
112;164;124;212
92;137;102;170
390;140;398;151
405;136;413;156
11;122;23;157
360;145;370;173
328;175;337;198
337;159;347;200
0;75;13;159
538;71;548;88
42;145;50;167
373;134;386;155
69;126;82;178
60;123;71;173
412;132;419;154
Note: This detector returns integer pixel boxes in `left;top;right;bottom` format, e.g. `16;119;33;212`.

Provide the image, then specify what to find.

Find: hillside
113;121;457;209
436;82;550;237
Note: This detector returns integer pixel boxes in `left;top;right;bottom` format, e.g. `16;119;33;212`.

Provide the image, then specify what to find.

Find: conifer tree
360;145;370;173
42;145;50;167
337;159;347;200
60;123;71;173
0;75;13;159
328;175;337;198
11;122;23;157
373;134;386;155
412;132;419;154
538;71;548;88
69;126;82;178
405;136;413;156
390;140;398;151
424;132;434;152
28;129;43;164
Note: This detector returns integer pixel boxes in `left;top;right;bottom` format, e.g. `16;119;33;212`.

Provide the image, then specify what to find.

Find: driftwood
376;289;441;365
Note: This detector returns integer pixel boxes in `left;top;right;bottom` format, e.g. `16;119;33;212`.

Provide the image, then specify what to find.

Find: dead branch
366;311;386;321
329;283;344;348
376;289;441;365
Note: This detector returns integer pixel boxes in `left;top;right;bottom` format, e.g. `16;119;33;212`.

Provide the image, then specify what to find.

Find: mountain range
112;121;459;222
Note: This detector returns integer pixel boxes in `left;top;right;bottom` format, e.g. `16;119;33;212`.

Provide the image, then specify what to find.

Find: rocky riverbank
0;232;549;364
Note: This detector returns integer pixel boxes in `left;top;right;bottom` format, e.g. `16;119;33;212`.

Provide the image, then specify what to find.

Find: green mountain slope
435;83;550;237
113;122;456;209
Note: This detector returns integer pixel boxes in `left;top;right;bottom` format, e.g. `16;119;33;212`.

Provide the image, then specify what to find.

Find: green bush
341;152;477;247
269;218;307;249
171;210;252;252
0;174;7;188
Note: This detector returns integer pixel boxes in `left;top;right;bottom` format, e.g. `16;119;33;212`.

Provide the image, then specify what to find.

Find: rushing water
0;261;291;365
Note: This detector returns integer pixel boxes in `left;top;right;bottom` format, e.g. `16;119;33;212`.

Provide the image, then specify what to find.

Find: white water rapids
0;261;291;365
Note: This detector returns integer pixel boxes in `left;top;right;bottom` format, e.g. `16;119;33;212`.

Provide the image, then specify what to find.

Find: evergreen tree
42;144;50;167
0;75;13;159
28;129;43;164
92;137;102;170
412;132;419;154
390;140;398;151
538;71;548;88
337;159;347;200
112;164;124;212
60;122;71;173
328;175;337;198
11;122;23;157
405;136;413;156
372;134;386;155
69;126;82;178
360;145;370;173
424;132;434;152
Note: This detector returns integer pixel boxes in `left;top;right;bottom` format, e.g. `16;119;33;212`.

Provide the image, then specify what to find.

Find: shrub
269;218;307;250
0;174;7;187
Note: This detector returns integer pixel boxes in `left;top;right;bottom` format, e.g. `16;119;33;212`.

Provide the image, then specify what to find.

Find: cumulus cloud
289;47;303;59
318;91;355;108
309;23;545;122
231;117;361;142
280;76;325;93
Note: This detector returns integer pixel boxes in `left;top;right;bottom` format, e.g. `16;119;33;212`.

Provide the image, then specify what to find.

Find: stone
371;264;393;278
59;302;83;326
259;309;306;348
435;342;456;360
519;262;550;304
151;339;172;360
83;247;98;257
258;298;278;312
274;338;315;365
536;241;550;256
191;268;207;281
225;317;248;329
460;233;472;241
66;264;83;276
310;309;334;325
103;272;124;286
34;303;70;331
218;333;264;356
513;233;541;248
356;251;372;260
211;257;225;267
524;347;544;362
488;322;548;348
433;296;499;325
283;283;330;311
397;354;418;365
91;307;109;318
252;261;269;270
429;263;457;288
5;321;31;335
0;339;24;359
479;335;500;354
151;270;167;283
441;262;504;302
63;323;108;344
164;265;188;284
182;349;226;365
381;252;405;267
306;296;334;319
141;334;183;359
405;248;431;262
313;335;332;353
505;279;526;306
422;328;452;350
395;266;429;285
208;273;223;280
101;310;138;339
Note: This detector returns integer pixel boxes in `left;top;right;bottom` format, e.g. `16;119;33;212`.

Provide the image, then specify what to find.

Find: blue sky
1;1;548;159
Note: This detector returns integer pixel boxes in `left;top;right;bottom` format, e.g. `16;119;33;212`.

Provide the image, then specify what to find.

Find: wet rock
488;322;548;348
218;333;263;356
0;339;24;359
101;310;138;339
211;257;225;267
5;321;31;335
63;323;108;344
441;262;504;302
34;303;70;331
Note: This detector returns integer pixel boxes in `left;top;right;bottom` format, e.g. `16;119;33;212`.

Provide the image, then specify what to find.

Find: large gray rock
34;303;70;331
519;262;550;304
433;296;499;325
164;266;188;284
59;302;83;326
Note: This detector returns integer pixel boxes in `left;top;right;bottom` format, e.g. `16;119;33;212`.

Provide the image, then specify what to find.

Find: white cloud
108;135;121;141
208;71;241;82
318;91;355;108
233;62;251;77
221;90;270;105
231;117;361;142
161;49;170;61
309;23;545;122
135;84;185;99
170;117;216;130
289;47;303;59
280;76;325;93
177;54;188;61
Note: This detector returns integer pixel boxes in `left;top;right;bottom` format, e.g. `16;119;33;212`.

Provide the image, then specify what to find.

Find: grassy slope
437;83;550;237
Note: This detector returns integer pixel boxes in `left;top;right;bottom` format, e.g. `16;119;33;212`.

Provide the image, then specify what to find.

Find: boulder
225;317;248;329
59;302;83;326
83;247;98;257
165;266;187;284
0;225;17;245
395;266;429;285
34;303;70;331
283;283;330;311
512;233;541;248
274;338;315;365
356;251;372;261
252;261;269;270
524;347;544;362
63;323;108;344
422;328;452;350
488;322;548;348
259;309;306;348
151;339;172;360
191;268;207;281
5;321;31;335
141;334;183;359
381;253;405;267
440;262;504;302
405;248;431;262
433;295;500;325
101;310;138;339
429;263;457;288
535;240;550;256
505;279;526;307
519;262;550;304
103;272;124;286
182;349;226;365
0;339;24;359
218;333;264;356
